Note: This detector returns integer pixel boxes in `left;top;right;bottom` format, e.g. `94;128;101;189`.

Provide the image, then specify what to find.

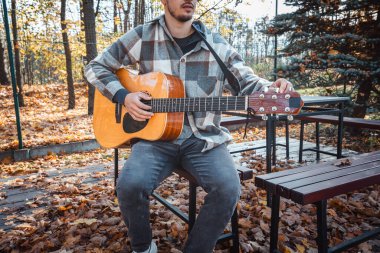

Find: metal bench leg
316;122;320;161
231;207;239;253
188;182;197;233
114;148;119;196
285;119;290;159
266;118;273;206
299;121;305;163
272;118;277;166
270;194;280;253
316;200;328;253
337;103;344;158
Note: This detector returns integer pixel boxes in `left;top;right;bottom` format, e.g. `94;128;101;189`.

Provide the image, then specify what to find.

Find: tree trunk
0;38;9;85
139;0;145;25
123;0;132;33
134;0;139;27
11;0;24;106
352;78;372;118
83;0;98;115
61;0;76;109
113;0;118;33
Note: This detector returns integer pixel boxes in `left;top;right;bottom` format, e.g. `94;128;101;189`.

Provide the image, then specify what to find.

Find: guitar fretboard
145;96;247;112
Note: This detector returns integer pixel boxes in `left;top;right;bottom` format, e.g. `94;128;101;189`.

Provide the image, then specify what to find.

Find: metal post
316;122;320;161
266;116;273;206
337;102;344;158
1;0;23;149
188;182;197;233
316;200;328;253
272;118;277;165
114;148;119;196
270;194;280;253
231;207;239;253
285;119;290;159
299;121;305;163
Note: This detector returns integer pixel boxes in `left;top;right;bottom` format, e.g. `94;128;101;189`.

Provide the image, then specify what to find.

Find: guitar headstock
248;91;304;116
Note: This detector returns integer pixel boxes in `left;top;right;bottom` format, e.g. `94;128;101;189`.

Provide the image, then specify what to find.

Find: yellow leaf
295;244;305;253
329;49;339;55
58;205;72;211
72;218;98;225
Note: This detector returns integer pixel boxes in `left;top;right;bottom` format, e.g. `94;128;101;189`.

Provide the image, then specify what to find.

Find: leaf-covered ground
1;151;379;253
1;83;379;252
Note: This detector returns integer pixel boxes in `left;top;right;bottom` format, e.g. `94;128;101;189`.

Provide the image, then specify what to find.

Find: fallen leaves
334;158;352;167
0;83;92;153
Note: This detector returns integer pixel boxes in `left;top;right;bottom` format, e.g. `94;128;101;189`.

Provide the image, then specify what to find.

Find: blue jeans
116;135;241;253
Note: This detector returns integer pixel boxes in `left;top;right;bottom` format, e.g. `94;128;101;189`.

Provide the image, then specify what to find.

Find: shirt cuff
112;89;129;104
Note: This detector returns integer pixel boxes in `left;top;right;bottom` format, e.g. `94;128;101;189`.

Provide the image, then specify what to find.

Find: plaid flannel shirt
85;15;272;151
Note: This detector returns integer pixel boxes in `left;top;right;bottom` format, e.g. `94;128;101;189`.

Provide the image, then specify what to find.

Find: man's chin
176;15;193;22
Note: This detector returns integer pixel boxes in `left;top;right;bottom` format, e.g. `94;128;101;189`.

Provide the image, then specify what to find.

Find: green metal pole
2;0;23;149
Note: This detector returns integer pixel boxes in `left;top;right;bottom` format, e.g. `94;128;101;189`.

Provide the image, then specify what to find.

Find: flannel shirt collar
153;15;214;52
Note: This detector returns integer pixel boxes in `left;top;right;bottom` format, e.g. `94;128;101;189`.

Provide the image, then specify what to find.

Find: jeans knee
116;176;150;204
223;180;241;199
212;178;241;205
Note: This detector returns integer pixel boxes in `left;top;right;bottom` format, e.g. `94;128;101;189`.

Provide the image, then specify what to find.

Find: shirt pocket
196;76;218;96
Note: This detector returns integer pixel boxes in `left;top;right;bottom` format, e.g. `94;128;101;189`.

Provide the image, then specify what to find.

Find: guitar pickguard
123;113;148;133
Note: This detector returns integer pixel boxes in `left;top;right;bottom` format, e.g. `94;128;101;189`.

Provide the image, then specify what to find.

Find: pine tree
268;0;380;117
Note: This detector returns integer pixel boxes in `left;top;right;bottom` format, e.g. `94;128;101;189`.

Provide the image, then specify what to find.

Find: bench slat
277;161;380;198
290;166;380;204
255;151;380;191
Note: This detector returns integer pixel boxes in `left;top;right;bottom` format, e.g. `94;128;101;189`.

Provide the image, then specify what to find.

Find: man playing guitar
85;0;294;252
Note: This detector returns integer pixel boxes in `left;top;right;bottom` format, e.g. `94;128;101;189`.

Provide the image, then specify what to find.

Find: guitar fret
234;97;237;111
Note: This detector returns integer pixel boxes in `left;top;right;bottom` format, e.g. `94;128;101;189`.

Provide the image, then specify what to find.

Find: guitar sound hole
123;113;148;133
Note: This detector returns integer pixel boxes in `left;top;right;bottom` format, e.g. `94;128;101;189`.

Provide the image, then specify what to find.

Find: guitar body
93;70;185;148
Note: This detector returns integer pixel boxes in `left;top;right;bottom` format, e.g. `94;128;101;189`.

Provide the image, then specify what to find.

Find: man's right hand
124;92;154;121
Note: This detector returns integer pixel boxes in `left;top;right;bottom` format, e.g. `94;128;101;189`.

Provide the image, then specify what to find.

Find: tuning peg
287;115;293;121
275;88;280;93
262;115;268;121
263;87;269;92
285;94;290;99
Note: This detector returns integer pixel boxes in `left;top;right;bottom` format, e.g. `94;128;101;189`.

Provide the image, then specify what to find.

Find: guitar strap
192;22;241;94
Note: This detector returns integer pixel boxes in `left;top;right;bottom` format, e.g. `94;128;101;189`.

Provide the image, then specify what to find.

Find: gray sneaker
132;241;157;253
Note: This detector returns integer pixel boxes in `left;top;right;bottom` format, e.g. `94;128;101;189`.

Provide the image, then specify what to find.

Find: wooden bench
299;115;380;162
255;151;380;253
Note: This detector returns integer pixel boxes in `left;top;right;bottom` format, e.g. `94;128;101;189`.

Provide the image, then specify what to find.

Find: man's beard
167;3;194;22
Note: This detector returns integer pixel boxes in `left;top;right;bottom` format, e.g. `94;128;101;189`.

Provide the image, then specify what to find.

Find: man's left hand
270;78;294;93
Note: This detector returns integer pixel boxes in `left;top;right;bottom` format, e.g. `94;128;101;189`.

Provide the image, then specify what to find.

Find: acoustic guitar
93;69;304;148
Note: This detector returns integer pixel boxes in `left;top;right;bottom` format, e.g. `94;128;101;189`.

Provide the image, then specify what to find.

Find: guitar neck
146;96;247;112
